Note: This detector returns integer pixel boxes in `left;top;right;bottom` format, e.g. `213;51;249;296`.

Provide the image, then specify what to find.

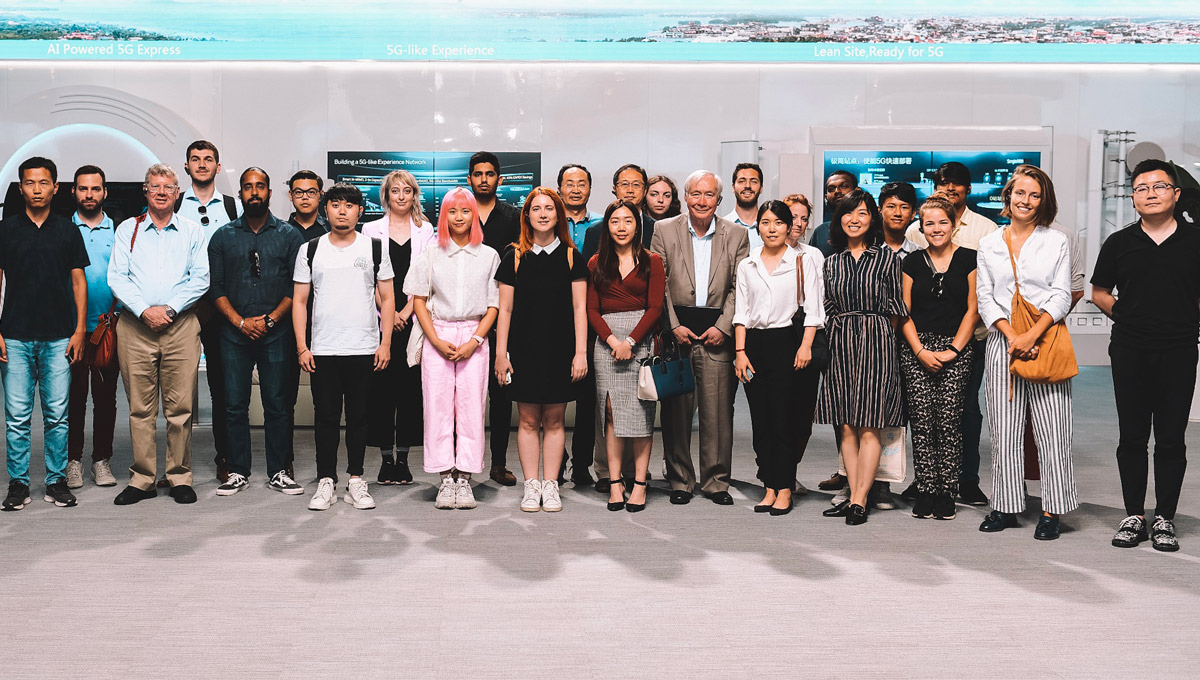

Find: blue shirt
73;212;116;331
690;220;716;306
107;214;210;318
567;211;603;250
177;187;236;240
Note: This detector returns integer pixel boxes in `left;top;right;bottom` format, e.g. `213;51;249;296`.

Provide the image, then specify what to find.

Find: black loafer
669;490;692;505
979;510;1019;533
113;485;156;506
705;491;734;506
846;503;868;525
168;484;197;504
1034;514;1061;541
823;499;851;517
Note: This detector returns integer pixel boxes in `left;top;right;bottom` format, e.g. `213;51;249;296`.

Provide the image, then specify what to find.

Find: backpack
174;193;239;221
306;235;382;283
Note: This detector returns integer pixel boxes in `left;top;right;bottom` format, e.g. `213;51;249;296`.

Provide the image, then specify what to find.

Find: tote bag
637;332;696;401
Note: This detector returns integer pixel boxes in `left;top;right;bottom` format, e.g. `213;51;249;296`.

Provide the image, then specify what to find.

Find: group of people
0;142;1195;552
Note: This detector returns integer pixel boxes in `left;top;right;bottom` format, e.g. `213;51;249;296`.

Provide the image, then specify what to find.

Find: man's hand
374;343;391;371
141;306;173;332
240;316;267;340
698;326;726;347
67;330;86;364
672;325;698;345
0;334;7;363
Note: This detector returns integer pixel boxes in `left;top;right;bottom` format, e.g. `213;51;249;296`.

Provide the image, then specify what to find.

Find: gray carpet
1;366;1196;679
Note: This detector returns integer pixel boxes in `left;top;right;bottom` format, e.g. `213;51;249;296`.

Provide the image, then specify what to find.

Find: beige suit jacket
649;213;750;339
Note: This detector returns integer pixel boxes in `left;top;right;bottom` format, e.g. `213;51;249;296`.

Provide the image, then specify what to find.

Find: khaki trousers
661;342;737;494
117;311;201;490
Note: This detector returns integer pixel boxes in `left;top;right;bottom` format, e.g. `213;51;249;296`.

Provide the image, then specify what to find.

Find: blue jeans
222;330;295;478
2;338;71;485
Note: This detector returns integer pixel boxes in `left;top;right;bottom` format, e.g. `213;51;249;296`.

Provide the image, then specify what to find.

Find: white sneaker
344;478;376;510
831;486;850;505
92;459;117;487
65;460;84;489
308;477;337;511
454;478;477;509
435;476;457;509
541;479;562;512
520;478;542;512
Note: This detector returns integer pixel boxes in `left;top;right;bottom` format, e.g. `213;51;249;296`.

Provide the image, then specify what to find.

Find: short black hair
324;182;363;206
19;156;57;183
733;162;763;184
933;161;971;188
239;166;271;187
73;164;105;185
1130;158;1178;187
828;188;884;252
468;151;501;175
557;163;592;187
878;181;917;208
186;139;220;163
755;200;792;228
287;169;324;191
826;169;858;188
612;163;648;188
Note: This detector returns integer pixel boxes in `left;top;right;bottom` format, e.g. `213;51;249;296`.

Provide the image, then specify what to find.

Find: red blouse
586;253;666;344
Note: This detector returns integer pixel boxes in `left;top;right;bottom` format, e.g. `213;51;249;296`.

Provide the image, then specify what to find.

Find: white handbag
836;426;907;483
405;318;425;367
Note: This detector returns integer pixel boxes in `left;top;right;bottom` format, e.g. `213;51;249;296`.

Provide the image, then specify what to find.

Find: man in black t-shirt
0;157;90;511
1092;158;1200;553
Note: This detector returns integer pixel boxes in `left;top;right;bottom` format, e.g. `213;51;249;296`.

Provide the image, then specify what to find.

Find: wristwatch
471;335;485;345
626;336;637;347
165;306;177;320
264;316;276;330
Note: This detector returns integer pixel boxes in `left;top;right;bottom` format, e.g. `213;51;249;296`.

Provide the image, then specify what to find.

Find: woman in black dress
494;187;589;513
816;189;907;525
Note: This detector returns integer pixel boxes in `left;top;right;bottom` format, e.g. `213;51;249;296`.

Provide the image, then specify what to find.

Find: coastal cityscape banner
1;1;1199;63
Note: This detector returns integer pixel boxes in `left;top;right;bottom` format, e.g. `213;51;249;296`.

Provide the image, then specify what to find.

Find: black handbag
791;251;830;371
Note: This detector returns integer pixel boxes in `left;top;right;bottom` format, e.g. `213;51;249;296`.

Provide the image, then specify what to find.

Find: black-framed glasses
249;249;261;277
290;188;320;198
931;272;945;299
197;204;210;226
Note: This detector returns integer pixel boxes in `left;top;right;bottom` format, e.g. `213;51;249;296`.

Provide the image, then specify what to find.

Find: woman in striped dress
816;189;907;525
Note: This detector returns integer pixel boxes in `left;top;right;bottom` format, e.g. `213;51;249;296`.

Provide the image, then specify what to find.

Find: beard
244;200;269;218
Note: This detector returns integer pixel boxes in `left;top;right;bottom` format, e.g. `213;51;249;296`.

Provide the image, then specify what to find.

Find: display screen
822;150;1043;224
327;151;541;222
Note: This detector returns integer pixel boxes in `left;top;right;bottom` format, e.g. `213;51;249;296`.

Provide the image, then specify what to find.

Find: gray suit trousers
661;342;736;494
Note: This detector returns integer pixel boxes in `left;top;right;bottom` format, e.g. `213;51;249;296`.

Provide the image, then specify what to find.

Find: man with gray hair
107;163;210;506
650;170;749;506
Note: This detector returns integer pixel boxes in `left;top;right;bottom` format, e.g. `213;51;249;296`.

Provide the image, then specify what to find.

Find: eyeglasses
1132;182;1176;196
146;183;178;195
197;204;210;226
249;249;261;277
290;188;320;198
931;272;945;299
617;181;644;190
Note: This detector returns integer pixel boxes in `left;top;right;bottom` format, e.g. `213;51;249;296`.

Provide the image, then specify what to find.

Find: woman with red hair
404;187;500;510
494;187;589;512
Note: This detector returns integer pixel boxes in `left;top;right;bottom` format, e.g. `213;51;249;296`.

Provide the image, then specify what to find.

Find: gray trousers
661;342;737;494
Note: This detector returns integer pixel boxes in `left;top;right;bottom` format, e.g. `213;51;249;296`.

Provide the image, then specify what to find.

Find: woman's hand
394;301;414;331
931;349;957;365
916;348;943;373
794;344;812;370
570;352;588;382
607;335;633;361
494;353;513;383
447;337;479;362
1008;330;1039;359
431;336;458;361
735;352;755;382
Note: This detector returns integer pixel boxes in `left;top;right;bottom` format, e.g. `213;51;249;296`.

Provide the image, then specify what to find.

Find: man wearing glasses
175;140;239;484
1093;159;1200;553
107;164;209;506
208;168;304;497
286;170;328;242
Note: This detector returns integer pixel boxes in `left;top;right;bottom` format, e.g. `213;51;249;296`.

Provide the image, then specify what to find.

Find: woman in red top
587;200;666;512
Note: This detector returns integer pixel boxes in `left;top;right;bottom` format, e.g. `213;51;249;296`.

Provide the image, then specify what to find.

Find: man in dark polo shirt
0;156;90;511
208;167;305;497
1092;158;1200;553
286;169;329;242
469;151;521;487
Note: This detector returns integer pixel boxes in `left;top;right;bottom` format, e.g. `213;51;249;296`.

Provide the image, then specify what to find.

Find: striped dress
816;244;907;428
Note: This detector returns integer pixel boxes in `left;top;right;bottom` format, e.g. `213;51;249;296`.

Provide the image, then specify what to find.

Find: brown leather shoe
817;472;847;491
489;465;517;486
215;458;230;484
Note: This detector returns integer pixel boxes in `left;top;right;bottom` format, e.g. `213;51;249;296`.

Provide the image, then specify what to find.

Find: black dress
367;237;423;449
495;243;589;404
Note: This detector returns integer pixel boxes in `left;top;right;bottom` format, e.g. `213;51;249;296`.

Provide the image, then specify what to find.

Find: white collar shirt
403;242;501;322
689;219;716;306
976;225;1073;330
531;237;561;255
733;245;826;330
905;206;998;250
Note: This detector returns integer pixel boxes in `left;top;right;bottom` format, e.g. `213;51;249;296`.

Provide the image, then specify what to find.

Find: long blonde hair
379;170;428;225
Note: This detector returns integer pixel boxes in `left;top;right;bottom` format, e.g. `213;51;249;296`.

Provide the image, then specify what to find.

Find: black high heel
626;479;648;513
607;479;627;511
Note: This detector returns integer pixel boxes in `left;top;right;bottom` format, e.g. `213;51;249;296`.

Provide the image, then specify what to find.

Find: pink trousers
421;319;488;474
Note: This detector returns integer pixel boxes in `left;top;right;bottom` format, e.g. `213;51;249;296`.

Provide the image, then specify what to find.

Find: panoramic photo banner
2;0;1199;64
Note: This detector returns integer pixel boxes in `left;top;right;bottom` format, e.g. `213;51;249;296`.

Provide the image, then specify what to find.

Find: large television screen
822;150;1043;224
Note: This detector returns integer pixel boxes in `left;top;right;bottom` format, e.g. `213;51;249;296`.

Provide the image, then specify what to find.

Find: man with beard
469;151;521;487
65;165;120;489
723;162;764;250
807;169;857;259
207;168;304;497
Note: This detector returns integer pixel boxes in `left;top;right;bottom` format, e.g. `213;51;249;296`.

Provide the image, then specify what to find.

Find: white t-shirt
293;232;394;356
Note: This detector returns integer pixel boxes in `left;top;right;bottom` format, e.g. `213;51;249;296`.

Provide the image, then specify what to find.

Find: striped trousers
984;331;1078;515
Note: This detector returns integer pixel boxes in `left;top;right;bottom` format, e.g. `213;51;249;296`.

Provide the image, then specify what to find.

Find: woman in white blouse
975;165;1078;540
734;200;826;515
403;187;500;510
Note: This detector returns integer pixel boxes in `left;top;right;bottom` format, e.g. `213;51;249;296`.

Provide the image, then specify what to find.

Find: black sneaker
957;481;989;506
43;481;78;507
932;493;956;520
3;481;32;511
1151;515;1179;552
268;470;304;495
1112;515;1148;548
377;460;400;485
870;481;897;510
911;492;935;519
899;480;920;502
215;472;249;496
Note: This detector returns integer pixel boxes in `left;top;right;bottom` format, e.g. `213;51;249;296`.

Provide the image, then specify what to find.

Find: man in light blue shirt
66;164;120;490
558;164;602;250
722;162;764;251
107;163;209;507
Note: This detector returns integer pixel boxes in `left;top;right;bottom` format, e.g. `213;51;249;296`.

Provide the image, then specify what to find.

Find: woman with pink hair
403;187;500;509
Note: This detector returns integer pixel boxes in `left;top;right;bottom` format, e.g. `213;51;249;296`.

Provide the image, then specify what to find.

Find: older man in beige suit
650;170;750;506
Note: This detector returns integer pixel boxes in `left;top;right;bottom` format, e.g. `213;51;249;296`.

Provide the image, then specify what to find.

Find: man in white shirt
723;163;764;250
292;183;395;511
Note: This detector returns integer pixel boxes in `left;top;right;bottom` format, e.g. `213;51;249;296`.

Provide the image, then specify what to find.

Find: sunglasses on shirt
197;204;210;226
249;249;261;277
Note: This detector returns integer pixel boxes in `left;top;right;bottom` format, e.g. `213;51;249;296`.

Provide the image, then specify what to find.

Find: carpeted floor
1;366;1196;679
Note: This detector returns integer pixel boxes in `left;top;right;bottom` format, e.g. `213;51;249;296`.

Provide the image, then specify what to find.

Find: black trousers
570;344;598;474
743;327;818;491
200;319;228;465
487;332;513;468
367;328;423;452
311;354;374;482
959;337;986;485
1110;340;1196;519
